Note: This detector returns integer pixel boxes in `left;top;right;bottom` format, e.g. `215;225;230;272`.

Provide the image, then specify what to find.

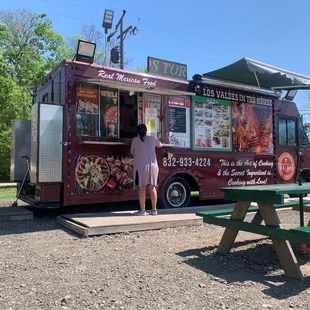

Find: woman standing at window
130;124;162;215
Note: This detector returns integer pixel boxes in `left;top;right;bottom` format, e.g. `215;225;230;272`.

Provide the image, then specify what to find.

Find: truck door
276;117;298;183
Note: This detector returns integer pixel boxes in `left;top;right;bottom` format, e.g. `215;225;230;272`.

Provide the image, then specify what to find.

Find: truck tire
159;176;191;209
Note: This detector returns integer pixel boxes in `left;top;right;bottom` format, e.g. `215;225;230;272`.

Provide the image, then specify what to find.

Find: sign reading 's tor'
147;56;187;80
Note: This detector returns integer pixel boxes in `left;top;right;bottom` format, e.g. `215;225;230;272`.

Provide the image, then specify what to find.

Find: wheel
289;175;308;198
159;176;191;209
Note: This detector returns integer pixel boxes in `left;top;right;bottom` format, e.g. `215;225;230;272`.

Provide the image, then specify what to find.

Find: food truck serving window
76;84;99;136
168;96;191;147
100;87;119;137
76;84;165;140
76;84;119;138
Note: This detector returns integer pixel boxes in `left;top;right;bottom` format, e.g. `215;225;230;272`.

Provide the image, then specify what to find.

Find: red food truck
10;56;310;208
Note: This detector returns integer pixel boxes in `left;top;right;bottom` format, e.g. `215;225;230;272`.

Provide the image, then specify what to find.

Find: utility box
10;119;31;182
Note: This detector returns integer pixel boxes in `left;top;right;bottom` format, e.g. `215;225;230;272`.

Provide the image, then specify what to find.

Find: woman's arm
154;137;163;148
130;138;135;155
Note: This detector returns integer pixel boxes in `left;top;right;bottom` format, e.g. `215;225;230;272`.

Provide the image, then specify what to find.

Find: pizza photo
75;156;110;190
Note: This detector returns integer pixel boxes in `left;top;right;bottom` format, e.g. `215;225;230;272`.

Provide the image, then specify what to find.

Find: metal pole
120;11;125;69
298;176;305;227
299;193;305;227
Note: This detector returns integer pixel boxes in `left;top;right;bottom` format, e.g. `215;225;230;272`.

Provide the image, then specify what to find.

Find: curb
0;183;17;188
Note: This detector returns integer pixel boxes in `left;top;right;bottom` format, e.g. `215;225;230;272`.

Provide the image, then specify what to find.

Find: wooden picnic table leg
251;210;263;224
257;202;303;280
217;201;251;254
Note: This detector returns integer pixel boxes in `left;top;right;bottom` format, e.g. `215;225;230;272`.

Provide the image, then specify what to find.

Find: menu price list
193;97;231;150
169;106;186;133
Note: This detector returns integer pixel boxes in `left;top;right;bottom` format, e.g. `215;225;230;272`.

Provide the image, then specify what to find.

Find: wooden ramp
56;212;203;237
56;197;306;237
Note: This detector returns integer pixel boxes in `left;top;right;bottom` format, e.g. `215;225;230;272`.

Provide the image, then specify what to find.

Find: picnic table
196;183;310;280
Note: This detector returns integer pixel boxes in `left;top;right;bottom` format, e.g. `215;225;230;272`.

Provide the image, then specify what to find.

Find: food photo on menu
76;113;98;136
169;133;188;147
107;122;118;138
193;98;231;150
75;155;134;193
100;90;119;137
232;101;273;153
77;99;99;114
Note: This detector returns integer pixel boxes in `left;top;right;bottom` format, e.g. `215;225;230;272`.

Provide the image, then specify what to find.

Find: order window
76;84;141;139
76;84;100;137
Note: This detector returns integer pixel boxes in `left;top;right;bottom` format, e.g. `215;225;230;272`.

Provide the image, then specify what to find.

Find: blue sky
2;0;310;112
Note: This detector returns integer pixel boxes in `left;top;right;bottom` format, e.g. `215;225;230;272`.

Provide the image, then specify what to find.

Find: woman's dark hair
137;124;147;142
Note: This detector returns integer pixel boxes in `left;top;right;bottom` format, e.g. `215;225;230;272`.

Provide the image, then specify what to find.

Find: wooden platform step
57;212;203;237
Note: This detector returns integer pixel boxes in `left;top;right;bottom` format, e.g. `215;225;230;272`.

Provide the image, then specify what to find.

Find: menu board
145;108;158;137
169;107;186;133
168;96;190;148
144;94;161;139
76;85;99;136
76;86;99;114
193;96;232;151
100;87;118;137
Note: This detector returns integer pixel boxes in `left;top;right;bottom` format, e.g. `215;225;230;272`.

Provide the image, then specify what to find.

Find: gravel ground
0;199;28;208
0;200;310;310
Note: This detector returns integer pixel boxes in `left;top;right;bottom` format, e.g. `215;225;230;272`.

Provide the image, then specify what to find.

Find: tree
67;23;134;67
0;53;31;176
0;9;68;87
0;9;69;176
131;66;147;73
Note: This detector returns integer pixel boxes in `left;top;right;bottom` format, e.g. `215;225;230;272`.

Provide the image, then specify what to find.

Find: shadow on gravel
0;217;59;235
177;239;310;299
0;217;83;238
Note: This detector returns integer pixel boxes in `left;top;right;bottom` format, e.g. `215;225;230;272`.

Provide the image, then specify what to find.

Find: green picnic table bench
196;183;310;280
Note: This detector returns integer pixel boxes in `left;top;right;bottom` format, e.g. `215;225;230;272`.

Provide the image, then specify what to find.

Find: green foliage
0;9;147;177
131;66;147;73
0;9;68;176
0;9;68;87
0;128;11;176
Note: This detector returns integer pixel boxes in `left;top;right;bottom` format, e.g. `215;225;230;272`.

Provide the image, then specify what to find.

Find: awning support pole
253;71;261;88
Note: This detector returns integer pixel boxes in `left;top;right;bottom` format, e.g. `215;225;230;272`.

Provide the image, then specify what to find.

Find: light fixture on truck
75;40;96;64
284;89;298;101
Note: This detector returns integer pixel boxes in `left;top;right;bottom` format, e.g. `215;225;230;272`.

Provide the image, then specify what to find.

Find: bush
0;127;11;177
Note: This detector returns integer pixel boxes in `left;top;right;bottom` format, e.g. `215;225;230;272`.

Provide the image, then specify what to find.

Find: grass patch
0;187;16;199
